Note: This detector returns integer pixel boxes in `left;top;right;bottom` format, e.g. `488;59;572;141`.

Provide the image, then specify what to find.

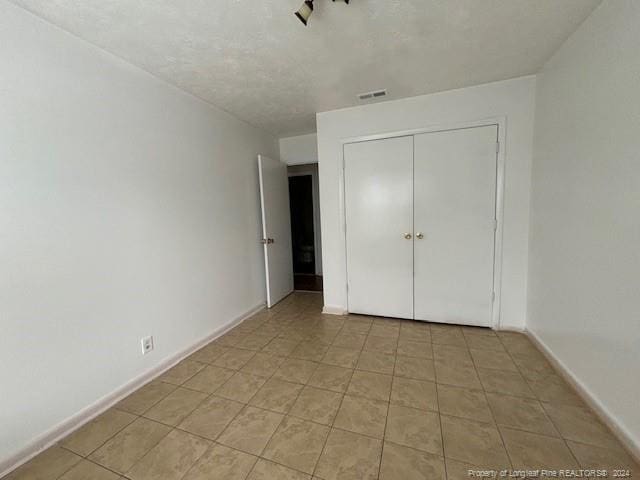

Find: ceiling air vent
358;89;387;101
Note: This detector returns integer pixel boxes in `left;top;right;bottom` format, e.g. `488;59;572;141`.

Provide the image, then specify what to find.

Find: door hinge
494;219;498;231
491;291;496;301
496;141;500;154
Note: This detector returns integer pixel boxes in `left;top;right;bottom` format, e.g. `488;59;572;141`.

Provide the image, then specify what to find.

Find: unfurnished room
1;1;639;479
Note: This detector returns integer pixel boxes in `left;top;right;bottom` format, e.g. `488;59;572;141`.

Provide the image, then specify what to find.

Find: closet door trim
340;117;506;329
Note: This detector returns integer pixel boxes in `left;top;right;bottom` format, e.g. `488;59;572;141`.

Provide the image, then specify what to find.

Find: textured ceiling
10;0;601;136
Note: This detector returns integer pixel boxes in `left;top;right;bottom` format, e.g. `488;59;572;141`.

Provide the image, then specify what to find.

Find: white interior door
344;136;414;319
258;155;293;307
413;126;498;326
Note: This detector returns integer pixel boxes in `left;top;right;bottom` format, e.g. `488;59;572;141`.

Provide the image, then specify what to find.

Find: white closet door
413;126;498;326
344;136;414;319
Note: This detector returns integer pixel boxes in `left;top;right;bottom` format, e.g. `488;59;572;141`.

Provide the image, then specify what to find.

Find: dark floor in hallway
294;274;323;292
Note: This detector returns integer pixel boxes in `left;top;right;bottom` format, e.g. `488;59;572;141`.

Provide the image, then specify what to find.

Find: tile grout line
374;323;401;480
110;321;437;476
24;296;599;480
213;311;312;474
119;302;303;480
56;412;139;475
218;305;351;477
183;297;321;479
466;331;515;471
139;353;263;478
432;327;484;470
51;297;322;480
496;333;584;469
70;350;227;479
311;318;369;479
176;323;302;480
432;329;449;479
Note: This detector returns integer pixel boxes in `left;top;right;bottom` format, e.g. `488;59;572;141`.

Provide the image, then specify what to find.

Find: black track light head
295;1;314;26
295;0;349;26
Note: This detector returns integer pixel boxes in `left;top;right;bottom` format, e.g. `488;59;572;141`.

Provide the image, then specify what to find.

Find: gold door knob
404;233;412;239
416;232;424;239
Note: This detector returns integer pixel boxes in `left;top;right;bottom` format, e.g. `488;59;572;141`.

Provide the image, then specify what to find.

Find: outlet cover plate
141;336;154;355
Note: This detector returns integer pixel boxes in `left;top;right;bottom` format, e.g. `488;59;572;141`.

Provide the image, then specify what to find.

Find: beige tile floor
6;292;638;479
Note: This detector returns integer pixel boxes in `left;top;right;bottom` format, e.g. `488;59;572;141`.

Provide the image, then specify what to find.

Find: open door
258;155;294;307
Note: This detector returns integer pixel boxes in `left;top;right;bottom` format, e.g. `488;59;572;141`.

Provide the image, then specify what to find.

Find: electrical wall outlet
141;336;154;355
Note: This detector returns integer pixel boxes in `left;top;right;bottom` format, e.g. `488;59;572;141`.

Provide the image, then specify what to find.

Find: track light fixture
295;0;350;26
295;1;314;25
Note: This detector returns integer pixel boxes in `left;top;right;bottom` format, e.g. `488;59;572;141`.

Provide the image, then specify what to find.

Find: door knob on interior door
416;232;424;239
404;233;412;239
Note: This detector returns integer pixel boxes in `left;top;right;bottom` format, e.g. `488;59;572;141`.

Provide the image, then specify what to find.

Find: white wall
317;76;536;329
279;133;318;165
528;0;640;453
0;1;277;466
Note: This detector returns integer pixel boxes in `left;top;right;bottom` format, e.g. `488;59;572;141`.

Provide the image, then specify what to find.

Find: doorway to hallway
288;164;322;292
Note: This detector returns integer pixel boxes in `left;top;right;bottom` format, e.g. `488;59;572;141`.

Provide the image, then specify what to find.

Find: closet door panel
413;126;498;326
344;136;414;319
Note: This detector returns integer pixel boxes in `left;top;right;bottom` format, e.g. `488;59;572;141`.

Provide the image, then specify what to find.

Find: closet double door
344;125;498;327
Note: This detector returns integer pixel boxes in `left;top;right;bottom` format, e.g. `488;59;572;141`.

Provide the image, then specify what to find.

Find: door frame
340;117;506;329
288;167;322;276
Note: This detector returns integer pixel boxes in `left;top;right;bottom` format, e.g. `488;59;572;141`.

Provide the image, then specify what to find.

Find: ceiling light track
295;0;349;26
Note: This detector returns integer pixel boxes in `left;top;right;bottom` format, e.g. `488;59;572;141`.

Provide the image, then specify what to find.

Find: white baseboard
0;302;265;478
269;289;295;308
322;305;348;315
496;326;526;333
526;328;640;464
